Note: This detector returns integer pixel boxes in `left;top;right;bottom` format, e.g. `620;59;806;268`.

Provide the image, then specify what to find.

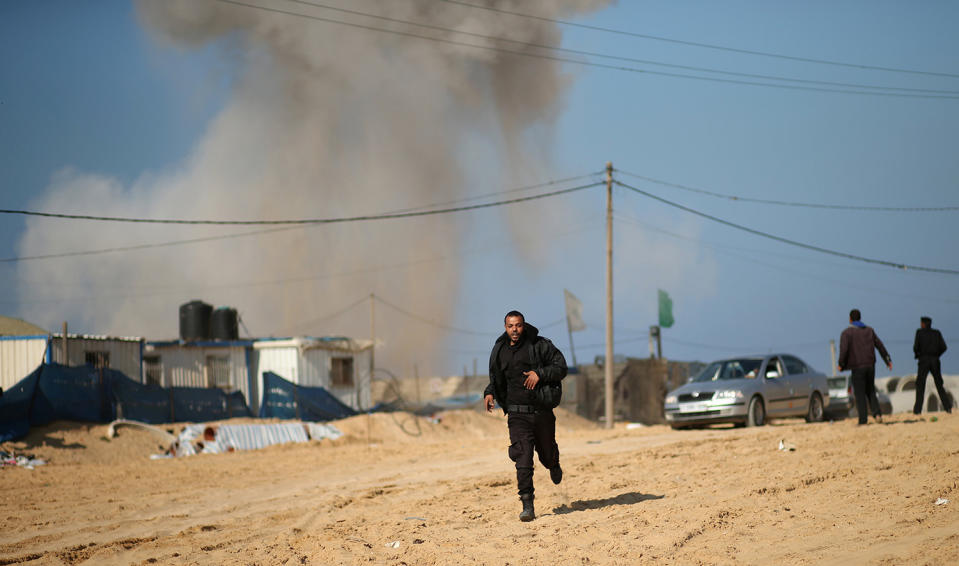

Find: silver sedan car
664;354;830;429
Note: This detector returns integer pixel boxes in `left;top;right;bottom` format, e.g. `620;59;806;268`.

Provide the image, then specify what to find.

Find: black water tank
179;300;212;341
211;307;239;340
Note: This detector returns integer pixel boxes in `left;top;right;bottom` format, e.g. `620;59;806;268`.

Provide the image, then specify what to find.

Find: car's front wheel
806;392;824;423
746;396;765;427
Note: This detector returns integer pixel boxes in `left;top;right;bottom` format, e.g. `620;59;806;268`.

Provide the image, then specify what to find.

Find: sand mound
330;409;505;445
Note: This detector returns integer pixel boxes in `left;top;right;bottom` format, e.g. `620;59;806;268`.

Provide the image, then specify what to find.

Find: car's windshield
692;359;764;382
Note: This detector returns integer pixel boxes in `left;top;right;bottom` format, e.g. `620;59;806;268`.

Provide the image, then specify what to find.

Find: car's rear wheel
746;396;765;427
806;392;824;423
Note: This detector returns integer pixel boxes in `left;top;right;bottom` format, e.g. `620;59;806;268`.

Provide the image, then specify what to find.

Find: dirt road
1;409;956;565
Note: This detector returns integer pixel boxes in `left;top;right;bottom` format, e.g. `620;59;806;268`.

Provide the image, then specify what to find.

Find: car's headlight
665;395;677;404
714;390;743;400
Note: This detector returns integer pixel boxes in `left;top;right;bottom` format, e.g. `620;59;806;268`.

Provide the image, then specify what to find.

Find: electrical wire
614;179;959;275
616;169;959;212
373;295;566;338
438;0;959;80
0;181;602;226
382;172;604;214
287;294;370;331
373;295;490;336
0;219;606;305
612;212;959;304
0;177;602;263
280;0;959;96
212;0;959;100
0;225;301;263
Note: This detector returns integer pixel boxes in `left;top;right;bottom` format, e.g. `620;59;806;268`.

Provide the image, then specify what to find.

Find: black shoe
519;494;535;522
550;465;563;485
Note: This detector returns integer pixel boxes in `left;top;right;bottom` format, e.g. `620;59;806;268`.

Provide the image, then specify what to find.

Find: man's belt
508;404;539;414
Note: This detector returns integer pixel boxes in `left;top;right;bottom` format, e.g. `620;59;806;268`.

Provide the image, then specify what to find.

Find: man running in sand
485;310;567;521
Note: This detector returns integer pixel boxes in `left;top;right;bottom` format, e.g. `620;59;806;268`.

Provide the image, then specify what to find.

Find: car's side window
765;357;783;378
783;355;807;375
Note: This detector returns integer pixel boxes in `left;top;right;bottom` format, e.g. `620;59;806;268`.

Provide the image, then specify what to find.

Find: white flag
564;289;586;332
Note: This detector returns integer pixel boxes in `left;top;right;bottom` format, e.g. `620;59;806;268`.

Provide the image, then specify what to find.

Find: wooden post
829;339;837;376
656;326;663;359
62;321;68;366
605;162;614;429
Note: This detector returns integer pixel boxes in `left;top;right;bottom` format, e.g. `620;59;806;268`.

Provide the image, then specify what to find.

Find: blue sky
1;0;957;378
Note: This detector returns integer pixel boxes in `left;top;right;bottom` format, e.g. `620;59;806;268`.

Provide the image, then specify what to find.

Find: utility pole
369;293;375;380
829;339;837;376
566;317;578;367
367;294;375;448
605;161;614;429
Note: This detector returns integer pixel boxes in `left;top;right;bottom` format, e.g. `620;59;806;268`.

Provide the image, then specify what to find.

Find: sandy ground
1;408;957;565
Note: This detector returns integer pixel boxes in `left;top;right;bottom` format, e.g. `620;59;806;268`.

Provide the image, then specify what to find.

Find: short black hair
504;310;524;324
849;309;861;322
921;316;932;325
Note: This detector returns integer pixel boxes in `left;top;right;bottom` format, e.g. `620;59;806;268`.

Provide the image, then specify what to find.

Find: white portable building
143;339;256;411
254;337;374;412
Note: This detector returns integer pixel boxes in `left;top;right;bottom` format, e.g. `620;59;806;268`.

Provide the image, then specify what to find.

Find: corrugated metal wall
0;336;48;391
48;337;143;382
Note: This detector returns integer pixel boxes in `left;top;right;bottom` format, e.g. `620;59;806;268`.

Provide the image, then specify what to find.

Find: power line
616;169;959;212
438;0;959;80
0;181;601;226
614;179;959;275
382;172;604;214
0;225;301;263
0;182;603;264
612;212;959;304
0;219;606;304
281;0;959;96
373;295;489;336
1;176;601;263
212;0;959;100
287;295;370;331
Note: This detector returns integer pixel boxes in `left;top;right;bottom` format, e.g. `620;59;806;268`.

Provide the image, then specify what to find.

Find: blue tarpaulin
259;371;357;422
0;366;41;443
0;363;252;443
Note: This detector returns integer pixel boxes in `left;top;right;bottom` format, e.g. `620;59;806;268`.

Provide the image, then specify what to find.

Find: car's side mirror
765;370;781;379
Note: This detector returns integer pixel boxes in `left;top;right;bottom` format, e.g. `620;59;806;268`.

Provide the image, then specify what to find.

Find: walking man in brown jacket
838;309;892;425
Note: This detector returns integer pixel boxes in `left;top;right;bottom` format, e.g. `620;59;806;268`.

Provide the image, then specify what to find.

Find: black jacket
484;323;567;414
838;324;891;370
914;327;947;359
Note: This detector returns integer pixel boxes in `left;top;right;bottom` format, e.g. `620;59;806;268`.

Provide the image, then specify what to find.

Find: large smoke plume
15;0;611;376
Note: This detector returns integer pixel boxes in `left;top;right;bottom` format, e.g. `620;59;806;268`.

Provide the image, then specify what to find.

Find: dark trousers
507;410;559;496
914;357;952;414
850;366;881;424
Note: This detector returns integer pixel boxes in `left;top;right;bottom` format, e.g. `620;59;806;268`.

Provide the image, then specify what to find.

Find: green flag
658;289;674;328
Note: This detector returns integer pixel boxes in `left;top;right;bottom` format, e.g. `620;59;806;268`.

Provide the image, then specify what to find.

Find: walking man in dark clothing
838;309;892;425
913;316;952;414
485;310;567;522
